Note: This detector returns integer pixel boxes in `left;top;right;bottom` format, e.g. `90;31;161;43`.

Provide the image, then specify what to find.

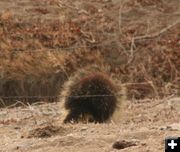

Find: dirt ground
0;97;179;152
0;0;180;152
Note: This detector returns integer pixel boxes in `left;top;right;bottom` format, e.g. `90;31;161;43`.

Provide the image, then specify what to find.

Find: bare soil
0;97;180;152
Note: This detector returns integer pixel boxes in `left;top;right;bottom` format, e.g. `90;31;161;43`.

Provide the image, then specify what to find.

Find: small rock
112;140;137;150
81;127;88;131
98;9;103;13
103;0;112;2
160;123;180;131
78;9;89;15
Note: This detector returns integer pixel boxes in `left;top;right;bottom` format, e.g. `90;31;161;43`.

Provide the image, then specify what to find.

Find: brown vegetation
0;0;179;105
0;1;179;151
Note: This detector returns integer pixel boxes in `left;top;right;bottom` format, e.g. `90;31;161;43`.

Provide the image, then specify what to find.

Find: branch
134;20;180;41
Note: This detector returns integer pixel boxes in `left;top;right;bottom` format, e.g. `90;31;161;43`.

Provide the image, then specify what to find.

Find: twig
118;1;125;35
6;100;27;108
127;37;136;65
0;98;6;107
58;1;79;11
125;20;180;67
133;20;180;41
80;30;96;43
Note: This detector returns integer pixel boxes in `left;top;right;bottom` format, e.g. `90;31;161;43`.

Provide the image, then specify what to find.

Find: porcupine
59;66;126;123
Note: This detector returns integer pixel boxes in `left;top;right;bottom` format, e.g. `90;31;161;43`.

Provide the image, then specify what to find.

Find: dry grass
0;0;179;106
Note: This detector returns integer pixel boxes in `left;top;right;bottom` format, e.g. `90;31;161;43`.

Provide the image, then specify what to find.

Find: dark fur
63;73;118;123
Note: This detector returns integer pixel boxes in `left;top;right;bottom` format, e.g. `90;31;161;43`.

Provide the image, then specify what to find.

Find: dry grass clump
0;19;81;51
0;49;105;106
0;12;108;106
